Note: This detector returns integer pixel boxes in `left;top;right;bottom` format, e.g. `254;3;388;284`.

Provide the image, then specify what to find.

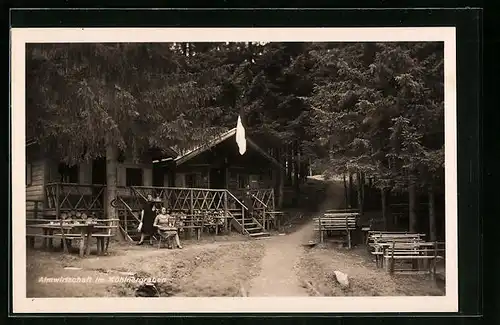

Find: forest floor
26;179;444;298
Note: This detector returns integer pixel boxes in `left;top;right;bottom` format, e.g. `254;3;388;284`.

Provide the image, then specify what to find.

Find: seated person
153;207;182;249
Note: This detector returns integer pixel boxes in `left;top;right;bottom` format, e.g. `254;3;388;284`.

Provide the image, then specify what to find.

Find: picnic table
382;241;445;275
26;219;118;257
313;212;360;248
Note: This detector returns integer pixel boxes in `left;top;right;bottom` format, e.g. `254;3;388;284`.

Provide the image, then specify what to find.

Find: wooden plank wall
26;158;46;218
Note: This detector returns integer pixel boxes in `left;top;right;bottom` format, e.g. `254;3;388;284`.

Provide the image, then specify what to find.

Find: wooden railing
44;183;106;219
232;188;275;210
113;186;253;237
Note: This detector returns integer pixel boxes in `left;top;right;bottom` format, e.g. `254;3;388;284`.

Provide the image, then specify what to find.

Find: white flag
235;115;247;155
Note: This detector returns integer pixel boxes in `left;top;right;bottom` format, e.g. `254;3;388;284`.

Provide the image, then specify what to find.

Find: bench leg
96;239;102;255
28;237;35;249
48;230;54;250
79;233;85;258
347;231;352;249
65;239;72;251
85;232;92;256
197;229;200;241
105;237;110;253
42;229;48;249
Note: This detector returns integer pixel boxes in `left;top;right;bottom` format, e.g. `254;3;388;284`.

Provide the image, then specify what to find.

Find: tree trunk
286;145;292;184
381;187;387;230
408;176;418;233
277;169;284;209
105;133;118;223
348;173;353;208
360;172;365;207
356;172;364;215
428;183;436;241
343;173;349;209
293;141;300;203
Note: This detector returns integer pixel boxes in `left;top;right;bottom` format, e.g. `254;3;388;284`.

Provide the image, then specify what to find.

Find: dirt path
248;222;315;296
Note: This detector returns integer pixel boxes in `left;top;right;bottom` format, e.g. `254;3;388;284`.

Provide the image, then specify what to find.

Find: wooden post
428;184;436;241
389;241;395;274
242;205;245;231
223;191;228;233
57;184;68;253
346;216;351;249
432;241;438;279
319;215;323;243
263;209;266;231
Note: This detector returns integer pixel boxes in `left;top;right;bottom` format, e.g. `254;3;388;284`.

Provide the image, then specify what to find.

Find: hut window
26;163;32;186
126;168;143;186
58;163;79;183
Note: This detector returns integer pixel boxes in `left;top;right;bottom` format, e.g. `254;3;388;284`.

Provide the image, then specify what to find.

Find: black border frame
8;7;483;322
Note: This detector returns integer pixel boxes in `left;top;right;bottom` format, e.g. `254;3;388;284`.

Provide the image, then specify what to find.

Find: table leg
79;231;85;258
100;238;105;254
28;236;35;249
62;232;68;253
105;237;110;253
85;231;92;256
48;230;54;250
42;229;48;249
96;238;102;255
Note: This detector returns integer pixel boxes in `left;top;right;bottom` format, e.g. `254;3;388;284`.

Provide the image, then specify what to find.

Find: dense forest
26;42;444;239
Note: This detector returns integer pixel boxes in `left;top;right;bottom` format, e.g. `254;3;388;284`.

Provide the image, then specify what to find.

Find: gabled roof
171;128;284;169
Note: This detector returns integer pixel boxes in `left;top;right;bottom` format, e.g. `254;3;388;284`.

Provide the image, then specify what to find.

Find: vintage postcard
11;27;457;313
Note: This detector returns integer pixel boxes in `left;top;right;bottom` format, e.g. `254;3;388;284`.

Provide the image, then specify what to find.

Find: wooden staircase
228;209;270;239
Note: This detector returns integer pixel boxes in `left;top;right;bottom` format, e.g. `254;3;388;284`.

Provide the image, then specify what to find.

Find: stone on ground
333;270;350;288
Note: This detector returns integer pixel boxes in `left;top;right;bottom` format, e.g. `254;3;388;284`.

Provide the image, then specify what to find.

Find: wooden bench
313;212;359;248
367;232;426;267
26;218;118;257
367;231;425;248
383;241;445;276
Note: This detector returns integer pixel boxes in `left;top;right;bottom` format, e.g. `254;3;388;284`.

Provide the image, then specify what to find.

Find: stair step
245;227;263;232
236;221;258;226
249;232;270;238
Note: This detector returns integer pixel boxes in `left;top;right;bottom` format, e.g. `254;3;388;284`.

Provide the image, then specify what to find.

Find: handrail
225;190;248;211
130;185;227;192
46;182;106;187
117;197;141;223
251;194;268;209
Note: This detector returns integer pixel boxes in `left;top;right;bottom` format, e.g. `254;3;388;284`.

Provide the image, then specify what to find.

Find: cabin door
152;165;164;187
92;158;106;216
209;168;226;189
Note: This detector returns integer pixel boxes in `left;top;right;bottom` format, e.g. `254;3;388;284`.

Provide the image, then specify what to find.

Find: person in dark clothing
244;185;254;218
138;194;156;245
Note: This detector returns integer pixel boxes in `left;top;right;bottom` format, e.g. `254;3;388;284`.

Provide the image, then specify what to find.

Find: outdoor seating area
366;231;445;276
313;210;360;248
26;214;118;257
